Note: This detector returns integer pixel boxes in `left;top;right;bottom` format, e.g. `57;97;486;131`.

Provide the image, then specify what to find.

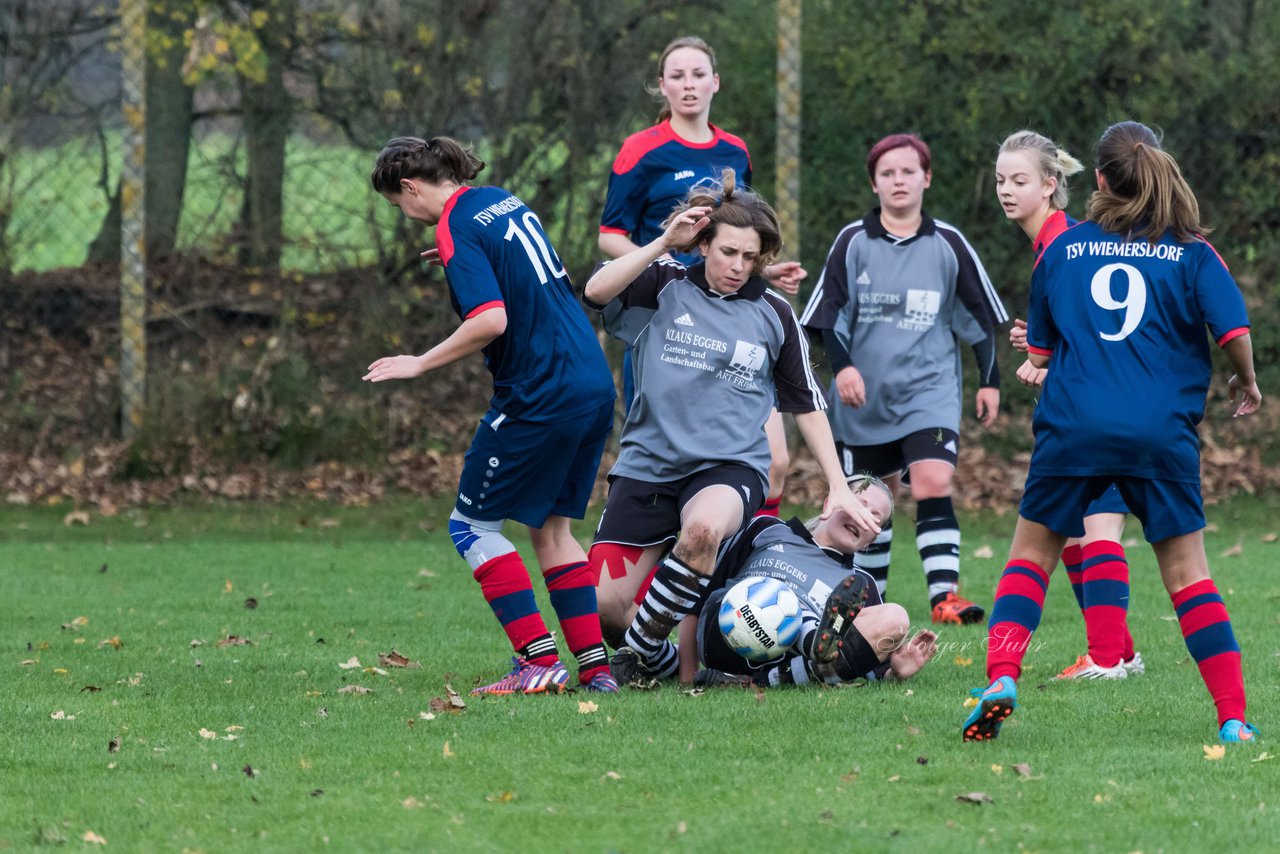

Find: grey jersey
712;516;884;616
800;209;1007;445
589;261;825;488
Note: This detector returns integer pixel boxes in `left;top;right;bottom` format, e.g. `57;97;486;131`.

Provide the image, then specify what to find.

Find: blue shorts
1020;475;1202;543
456;399;613;528
1085;484;1130;516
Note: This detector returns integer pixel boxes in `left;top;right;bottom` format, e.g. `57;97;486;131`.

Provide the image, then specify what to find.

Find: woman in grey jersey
801;133;1008;626
584;170;880;684
693;475;939;687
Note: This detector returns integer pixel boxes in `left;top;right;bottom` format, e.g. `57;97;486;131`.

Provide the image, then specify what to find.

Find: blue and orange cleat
1219;720;1259;743
471;657;569;696
583;670;620;693
962;676;1018;742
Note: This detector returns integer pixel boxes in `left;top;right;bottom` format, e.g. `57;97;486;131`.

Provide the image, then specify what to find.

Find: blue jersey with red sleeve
600;120;751;266
436;185;615;423
1026;222;1250;481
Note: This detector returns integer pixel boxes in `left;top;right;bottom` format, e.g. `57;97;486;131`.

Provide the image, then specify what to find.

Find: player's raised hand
1009;318;1029;352
819;480;881;536
764;260;807;295
1228;374;1262;417
363;354;426;383
661;205;711;250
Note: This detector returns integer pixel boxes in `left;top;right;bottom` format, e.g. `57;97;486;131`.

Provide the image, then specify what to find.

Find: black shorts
593;464;766;547
837;427;959;480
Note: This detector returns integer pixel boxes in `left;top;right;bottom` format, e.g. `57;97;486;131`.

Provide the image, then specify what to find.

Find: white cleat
1053;653;1127;680
1121;650;1145;676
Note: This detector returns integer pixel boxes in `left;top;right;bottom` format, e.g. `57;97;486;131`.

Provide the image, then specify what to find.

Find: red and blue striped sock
1061;544;1085;610
1171;579;1245;726
985;560;1050;683
1081;540;1132;668
754;496;783;518
543;561;609;684
473;551;558;666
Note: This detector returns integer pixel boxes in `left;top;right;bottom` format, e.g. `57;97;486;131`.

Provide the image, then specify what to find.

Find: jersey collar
685;262;767;301
865;206;937;244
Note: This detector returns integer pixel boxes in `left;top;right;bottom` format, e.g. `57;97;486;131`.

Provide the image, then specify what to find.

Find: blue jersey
1026;222;1249;481
600;120;751;266
437;186;615;423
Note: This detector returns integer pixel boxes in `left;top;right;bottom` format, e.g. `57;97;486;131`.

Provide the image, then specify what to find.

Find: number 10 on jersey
505;211;567;285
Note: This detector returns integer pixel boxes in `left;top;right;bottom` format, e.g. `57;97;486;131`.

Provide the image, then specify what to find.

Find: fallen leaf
955;792;994;805
916;756;928;765
20;659;36;666
80;685;102;693
991;764;1004;775
1204;744;1226;761
82;830;107;845
1251;752;1273;763
1204;522;1220;533
817;809;834;821
224;725;243;732
1012;763;1033;778
50;710;75;720
363;666;389;676
63;511;91;526
242;764;257;778
310;789;324;797
1261;532;1278;543
319;518;340;528
305;690;324;698
216;635;252;648
840;767;860;783
954;656;973;667
337;685;371;695
417;568;437;577
61;616;89;630
244;597;258;609
418;711;435;721
378;650;422;669
887;775;901;783
578;700;599;714
1220;542;1244;558
428;685;467;713
402;796;423;809
676;821;687;834
337;656;361;670
222;734;238;741
53;668;69;676
973;545;994;559
317;707;328;718
486;791;515;803
190;639;203;648
108;738;120;753
199;728;217;739
443;740;455;758
97;636;122;650
963;697;979;709
224;579;233;593
904;689;914;697
602;771;622;781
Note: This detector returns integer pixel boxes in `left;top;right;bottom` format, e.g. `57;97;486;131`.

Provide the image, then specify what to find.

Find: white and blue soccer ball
718;576;802;663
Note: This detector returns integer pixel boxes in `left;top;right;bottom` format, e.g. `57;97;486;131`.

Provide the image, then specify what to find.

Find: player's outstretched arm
583;206;711;305
794;410;880;536
1222;332;1262;417
763;260;807;295
362;307;507;382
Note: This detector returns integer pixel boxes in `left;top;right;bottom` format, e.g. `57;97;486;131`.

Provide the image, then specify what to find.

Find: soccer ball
718;576;803;663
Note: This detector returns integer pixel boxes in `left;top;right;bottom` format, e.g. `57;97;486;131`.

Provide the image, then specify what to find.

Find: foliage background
2;0;1277;504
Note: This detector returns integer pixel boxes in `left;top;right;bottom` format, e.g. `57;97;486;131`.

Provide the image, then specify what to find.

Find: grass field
4;495;1279;852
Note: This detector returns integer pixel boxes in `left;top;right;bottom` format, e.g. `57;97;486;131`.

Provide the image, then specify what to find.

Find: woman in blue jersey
965;121;1262;744
599;35;803;517
996;130;1143;681
692;476;939;687
584;170;880;685
801;133;1007;626
364;136;619;695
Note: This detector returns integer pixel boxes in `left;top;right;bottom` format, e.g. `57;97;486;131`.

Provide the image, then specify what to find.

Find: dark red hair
866;133;931;180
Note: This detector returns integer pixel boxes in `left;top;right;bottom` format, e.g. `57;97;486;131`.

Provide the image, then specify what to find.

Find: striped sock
1080;540;1132;668
856;521;893;598
986;560;1050;683
472;551;558;666
623;553;708;673
1062;544;1086;610
917;497;960;605
1171;579;1245;726
543;561;608;683
754;496;783;518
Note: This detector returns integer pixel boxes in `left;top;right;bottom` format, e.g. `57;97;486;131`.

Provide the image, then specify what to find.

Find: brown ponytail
662;168;781;273
1087;121;1207;242
370;136;485;194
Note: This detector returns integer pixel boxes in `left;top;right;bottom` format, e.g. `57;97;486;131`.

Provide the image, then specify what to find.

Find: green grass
4;496;1280;852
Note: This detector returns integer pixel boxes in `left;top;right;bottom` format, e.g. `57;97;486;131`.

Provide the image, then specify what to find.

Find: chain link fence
2;0;1278;507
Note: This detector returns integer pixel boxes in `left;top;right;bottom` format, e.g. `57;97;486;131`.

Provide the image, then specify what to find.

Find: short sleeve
1192;240;1250;345
600;152;647;238
1025;256;1058;356
442;225;503;318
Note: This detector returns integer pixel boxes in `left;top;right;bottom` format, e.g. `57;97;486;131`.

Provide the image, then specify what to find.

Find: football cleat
812;573;871;663
932;592;985;625
1122;651;1145;676
1219;720;1259;743
695;667;754;687
582;670;620;693
1053;653;1128;680
470;656;569;696
962;676;1018;742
